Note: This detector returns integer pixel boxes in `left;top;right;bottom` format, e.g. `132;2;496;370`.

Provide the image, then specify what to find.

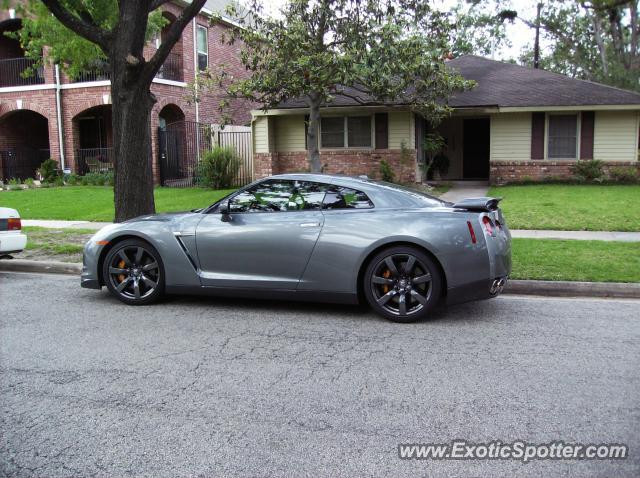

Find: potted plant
421;133;446;181
432;154;450;180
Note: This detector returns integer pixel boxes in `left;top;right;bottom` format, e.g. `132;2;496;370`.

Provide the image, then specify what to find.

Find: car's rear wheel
102;239;165;305
363;246;441;323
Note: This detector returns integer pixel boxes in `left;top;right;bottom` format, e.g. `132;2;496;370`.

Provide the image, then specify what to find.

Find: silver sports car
81;174;511;322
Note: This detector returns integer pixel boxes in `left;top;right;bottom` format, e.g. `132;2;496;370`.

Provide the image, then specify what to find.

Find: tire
363;246;442;323
102;238;165;305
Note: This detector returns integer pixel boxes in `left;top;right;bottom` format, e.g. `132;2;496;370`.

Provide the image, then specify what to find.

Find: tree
518;0;639;91
14;0;207;221
198;0;473;172
448;0;518;58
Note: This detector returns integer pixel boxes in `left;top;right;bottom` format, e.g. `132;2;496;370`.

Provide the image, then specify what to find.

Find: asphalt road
1;272;639;478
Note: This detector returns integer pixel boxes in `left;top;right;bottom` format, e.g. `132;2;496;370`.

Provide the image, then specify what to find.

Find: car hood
124;211;193;223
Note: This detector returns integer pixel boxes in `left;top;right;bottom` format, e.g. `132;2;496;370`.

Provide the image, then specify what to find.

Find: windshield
368;180;447;207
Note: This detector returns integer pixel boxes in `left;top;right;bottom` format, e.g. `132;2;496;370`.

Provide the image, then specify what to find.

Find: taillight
467;221;477;244
482;216;494;235
7;218;21;231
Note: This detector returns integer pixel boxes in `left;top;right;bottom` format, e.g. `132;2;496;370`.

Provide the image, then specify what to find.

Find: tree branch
40;0;111;51
148;0;174;12
143;0;207;83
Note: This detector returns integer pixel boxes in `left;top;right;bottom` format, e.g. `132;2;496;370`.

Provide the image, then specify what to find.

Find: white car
0;207;27;256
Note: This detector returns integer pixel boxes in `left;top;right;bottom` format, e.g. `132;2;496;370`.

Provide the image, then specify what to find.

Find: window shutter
375;113;388;149
304;115;309;150
531;112;545;160
580;111;595;160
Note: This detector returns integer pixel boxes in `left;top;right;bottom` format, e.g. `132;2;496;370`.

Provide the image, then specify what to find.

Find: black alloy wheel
364;246;441;322
103;239;165;305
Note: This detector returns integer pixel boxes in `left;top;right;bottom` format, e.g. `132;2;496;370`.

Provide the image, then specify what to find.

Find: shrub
65;173;80;186
79;171;114;186
196;147;241;189
53;176;65;187
37;159;60;183
23;177;35;188
6;178;23;190
571;160;604;182
609;166;638;184
379;160;395;182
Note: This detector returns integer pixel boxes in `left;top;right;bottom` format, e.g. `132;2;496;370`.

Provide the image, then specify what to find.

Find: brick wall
196;21;255;126
256;150;418;183
490;160;640;185
0;92;60;163
0;3;255;182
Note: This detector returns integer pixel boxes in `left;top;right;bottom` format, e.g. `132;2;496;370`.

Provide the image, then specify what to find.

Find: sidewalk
23;219;111;230
511;229;640;242
439;183;489;203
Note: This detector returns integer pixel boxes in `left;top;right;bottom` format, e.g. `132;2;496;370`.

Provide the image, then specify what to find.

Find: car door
195;179;326;289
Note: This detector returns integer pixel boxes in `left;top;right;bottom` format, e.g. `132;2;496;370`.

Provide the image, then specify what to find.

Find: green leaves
14;0;166;78
199;0;473;125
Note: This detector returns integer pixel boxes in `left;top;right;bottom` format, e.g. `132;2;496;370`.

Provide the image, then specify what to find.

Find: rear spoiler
452;197;502;212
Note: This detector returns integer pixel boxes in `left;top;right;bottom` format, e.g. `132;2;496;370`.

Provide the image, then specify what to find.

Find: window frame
545;112;581;160
319;115;374;150
207;179;375;214
196;24;209;71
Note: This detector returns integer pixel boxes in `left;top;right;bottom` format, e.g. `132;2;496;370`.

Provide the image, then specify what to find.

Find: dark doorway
463;118;490;179
0;109;50;181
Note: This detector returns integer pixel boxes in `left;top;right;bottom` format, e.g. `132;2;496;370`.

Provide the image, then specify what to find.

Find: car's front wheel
363;246;441;323
102;239;165;305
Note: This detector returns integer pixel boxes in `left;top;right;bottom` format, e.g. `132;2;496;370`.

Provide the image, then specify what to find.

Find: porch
417;115;491;182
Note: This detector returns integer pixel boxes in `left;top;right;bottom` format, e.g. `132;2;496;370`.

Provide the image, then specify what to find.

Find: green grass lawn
488;184;640;232
511;238;640;283
0;186;235;222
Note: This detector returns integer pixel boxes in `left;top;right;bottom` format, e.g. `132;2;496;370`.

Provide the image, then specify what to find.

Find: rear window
323;185;374;209
369;181;445;207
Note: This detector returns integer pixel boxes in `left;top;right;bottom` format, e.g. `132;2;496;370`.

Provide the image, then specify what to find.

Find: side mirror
219;201;232;222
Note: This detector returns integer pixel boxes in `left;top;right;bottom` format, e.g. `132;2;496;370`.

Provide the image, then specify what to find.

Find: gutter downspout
192;18;201;160
54;64;66;171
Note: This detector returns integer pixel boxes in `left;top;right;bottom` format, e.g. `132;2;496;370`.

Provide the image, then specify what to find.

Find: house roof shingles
276;55;640;109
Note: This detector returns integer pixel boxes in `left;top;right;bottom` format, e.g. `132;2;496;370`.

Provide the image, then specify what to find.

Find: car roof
266;173;446;209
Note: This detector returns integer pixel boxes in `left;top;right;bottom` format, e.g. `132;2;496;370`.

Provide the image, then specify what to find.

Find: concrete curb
504;279;640;299
1;260;639;299
0;259;81;275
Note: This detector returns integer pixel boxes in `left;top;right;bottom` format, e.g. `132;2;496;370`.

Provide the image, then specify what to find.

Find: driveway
1;272;639;477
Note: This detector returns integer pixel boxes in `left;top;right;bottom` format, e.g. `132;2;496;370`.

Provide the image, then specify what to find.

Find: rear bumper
0;232;27;254
446;276;508;306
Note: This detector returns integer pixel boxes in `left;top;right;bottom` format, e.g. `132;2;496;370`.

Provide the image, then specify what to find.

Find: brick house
252;55;640;184
0;0;252;182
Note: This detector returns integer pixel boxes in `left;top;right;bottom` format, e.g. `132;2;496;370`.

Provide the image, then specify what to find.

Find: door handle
299;222;321;228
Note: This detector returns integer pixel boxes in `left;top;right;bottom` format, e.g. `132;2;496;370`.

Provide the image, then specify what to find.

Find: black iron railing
158;121;253;188
0;148;50;181
72;68;111;83
0;58;45;87
156;51;183;82
76;148;114;175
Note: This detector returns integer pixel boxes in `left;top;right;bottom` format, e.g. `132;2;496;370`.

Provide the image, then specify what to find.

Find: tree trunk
306;93;322;173
112;81;156;222
110;0;156;223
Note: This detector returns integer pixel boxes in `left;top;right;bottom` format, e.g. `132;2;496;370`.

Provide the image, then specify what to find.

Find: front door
463;118;490;179
195;179;326;289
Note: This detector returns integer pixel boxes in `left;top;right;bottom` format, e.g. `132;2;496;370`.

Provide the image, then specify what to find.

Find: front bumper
0;232;27;254
80;242;103;289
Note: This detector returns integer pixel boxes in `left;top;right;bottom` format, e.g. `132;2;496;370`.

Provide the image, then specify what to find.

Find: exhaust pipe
490;278;507;295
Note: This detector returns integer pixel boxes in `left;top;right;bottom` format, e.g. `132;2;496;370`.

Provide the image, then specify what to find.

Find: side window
229;180;327;213
323;186;374;210
196;25;208;71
